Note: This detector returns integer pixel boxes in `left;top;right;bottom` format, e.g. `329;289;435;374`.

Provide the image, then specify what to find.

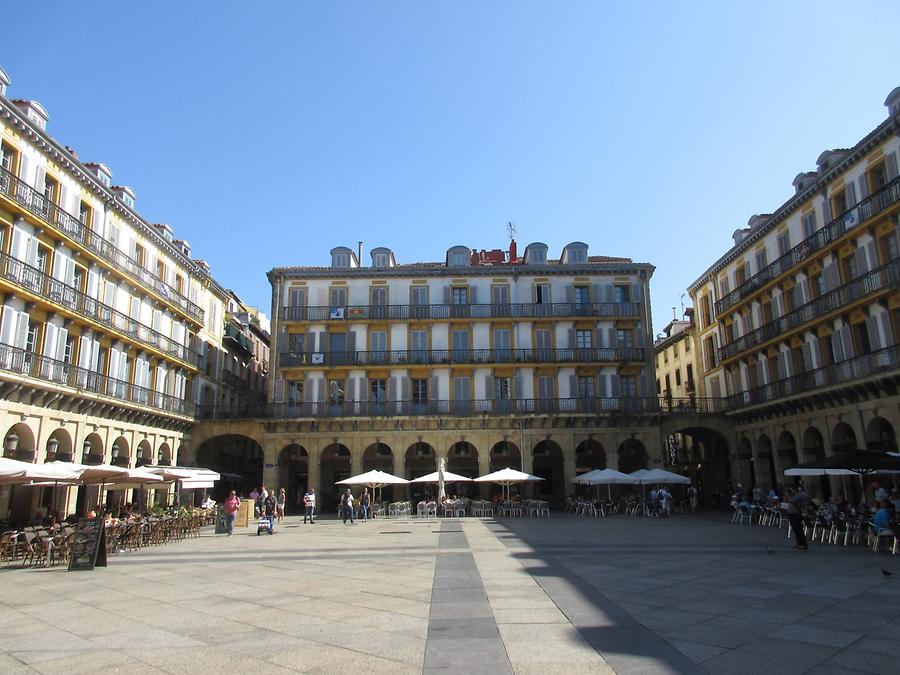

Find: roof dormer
885;85;900;117
330;246;359;269
792;172;817;194
112;185;136;209
560;241;588;264
153;223;174;242
370;247;396;268
12;99;48;130
85;163;113;187
446;245;471;268
522;242;548;265
0;67;9;97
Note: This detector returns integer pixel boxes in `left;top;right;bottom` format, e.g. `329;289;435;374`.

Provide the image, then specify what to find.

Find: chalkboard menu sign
68;517;108;571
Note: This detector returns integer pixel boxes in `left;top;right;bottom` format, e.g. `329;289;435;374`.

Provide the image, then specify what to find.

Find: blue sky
4;1;899;333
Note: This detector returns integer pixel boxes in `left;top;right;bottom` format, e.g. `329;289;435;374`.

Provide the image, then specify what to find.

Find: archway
320;442;352;511
81;432;104;464
157;442;172;466
447;442;478;497
40;428;74;520
756;434;776;492
866;417;897;452
107;436;134;515
44;428;73;463
75;432;105;516
363;442;399;501
533;440;564;504
133;440;151;467
574;439;606;474
831;422;857;454
801;427;829;499
405;442;437;503
490;440;521;472
196;434;264;502
736;437;755;491
278;444;309;513
617;438;648;474
3;422;35;462
778;431;798;487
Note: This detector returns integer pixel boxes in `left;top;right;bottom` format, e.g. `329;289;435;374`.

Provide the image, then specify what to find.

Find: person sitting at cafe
872;500;893;537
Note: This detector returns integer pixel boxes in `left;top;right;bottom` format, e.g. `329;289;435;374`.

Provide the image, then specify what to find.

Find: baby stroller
257;516;274;535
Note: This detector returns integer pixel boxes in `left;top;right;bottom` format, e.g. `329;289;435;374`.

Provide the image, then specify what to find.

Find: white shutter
14;311;29;350
89;339;101;372
119;352;129;382
866;316;883;351
55;327;68;363
43;322;57;358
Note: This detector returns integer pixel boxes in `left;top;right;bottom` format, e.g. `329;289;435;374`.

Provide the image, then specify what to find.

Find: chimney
509;239;517;262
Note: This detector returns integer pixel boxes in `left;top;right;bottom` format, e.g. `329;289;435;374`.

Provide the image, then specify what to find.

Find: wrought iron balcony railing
280;301;641;322
224;322;253;355
222;369;249;391
0;165;204;322
715;174;900;316
0;343;192;417
727;344;899;410
0;251;194;364
278;346;645;368
718;259;898;362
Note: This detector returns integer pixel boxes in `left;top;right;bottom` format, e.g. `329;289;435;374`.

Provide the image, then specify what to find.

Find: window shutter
598;374;607;398
346;331;356;359
854;246;868;274
591;283;601;305
90;340;101;372
484;375;494;399
632;283;643;302
318;331;327;353
108;348;120;383
877;313;894;347
43;322;57;358
34;167;46;194
274;378;285;403
55;327;68;363
820;198;832;225
830;331;844;362
59;185;68;213
469;285;477;304
303;379;314;403
595;328;603;349
607;327;616;349
801;342;812;372
846;181;857;208
866;316;883;351
610;374;620;397
316;377;326;402
635;323;645;348
356;376;367;401
858;174;869;201
711;333;719;365
565;285;574;303
569;374;577;398
387;376;397;401
603;285;614;303
772;293;783;318
18;155;29;182
823;264;840;291
402;376;410;401
755;359;766;386
839;325;855;359
119;352;128;381
443;286;451;304
775;352;785;379
430;376;439;403
886;152;898;181
513;373;523;399
640;372;649;397
799;279;810;305
25;235;38;267
865;241;879;271
567;328;576;349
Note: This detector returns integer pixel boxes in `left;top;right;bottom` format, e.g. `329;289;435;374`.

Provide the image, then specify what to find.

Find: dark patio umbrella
785;450;900;477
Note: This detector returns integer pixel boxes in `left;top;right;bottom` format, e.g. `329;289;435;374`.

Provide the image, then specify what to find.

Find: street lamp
82;438;92;461
5;431;19;456
46;436;59;460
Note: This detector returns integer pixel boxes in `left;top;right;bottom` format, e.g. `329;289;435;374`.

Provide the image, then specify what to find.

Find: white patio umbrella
573;468;640;499
410;469;474;483
0;457;82;484
336;469;409;502
635;469;691;484
474;467;543;501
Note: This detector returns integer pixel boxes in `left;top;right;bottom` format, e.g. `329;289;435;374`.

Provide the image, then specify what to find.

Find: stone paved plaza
0;513;898;674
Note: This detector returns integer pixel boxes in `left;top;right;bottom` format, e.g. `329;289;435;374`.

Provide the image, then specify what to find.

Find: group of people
339;488;371;524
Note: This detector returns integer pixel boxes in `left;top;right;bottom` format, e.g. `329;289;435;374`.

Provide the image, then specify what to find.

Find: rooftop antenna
680;293;686;317
506;221;517;241
672;307;677;321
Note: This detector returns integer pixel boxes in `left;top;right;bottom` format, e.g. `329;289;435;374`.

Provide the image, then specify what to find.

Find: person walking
262;491;277;534
360;488;371;522
276;488;286;523
785;487;808;550
688;485;698;514
341;489;355;525
249;486;260;517
303;488;316;524
224;490;240;537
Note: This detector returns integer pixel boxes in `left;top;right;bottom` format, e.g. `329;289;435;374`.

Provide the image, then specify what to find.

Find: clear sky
4;1;899;333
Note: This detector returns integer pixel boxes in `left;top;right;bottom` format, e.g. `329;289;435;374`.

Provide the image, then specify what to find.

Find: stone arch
831;422;857;454
533;439;564;503
133;439;152;467
82;432;104;464
176;444;188;466
446;441;479;478
617;438;648;474
777;431;798;486
574;439;606;474
802;427;825;461
44;428;73;463
736;436;755;489
320;442;352;510
196;434;264;501
363;442;394;473
278;443;309;512
865;416;897;452
756;434;776;491
490;440;521;472
3;422;36;462
406;441;437;503
111;436;131;467
157;442;172;466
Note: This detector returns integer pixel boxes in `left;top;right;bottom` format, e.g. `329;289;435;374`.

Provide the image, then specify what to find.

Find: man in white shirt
341;489;355;525
303;488;317;524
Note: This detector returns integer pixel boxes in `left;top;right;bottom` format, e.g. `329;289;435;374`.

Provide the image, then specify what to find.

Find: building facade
216;240;662;509
0;67;233;521
654;309;699;402
687;85;900;495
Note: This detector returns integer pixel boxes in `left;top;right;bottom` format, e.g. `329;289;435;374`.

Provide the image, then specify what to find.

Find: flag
330;307;345;319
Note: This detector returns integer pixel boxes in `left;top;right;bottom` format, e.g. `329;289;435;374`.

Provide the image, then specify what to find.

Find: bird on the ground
765;547;774;555
882;569;895;578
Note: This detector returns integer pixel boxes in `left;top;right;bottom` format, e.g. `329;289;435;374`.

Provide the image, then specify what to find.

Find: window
370;331;387;362
287;380;303;404
575;329;592;348
684;339;691;352
0;142;18;174
79;201;92;227
332;252;350;268
620;375;637;397
495;377;511;400
573;285;590;311
373;252;390;268
370;378;387;402
453;377;471;412
535;328;552;360
616;329;633;349
412;378;428;405
43;175;58;204
289;333;306;353
719;277;730;297
35;245;49;273
534;284;550;304
328;379;345;404
802;212;816;239
451;287;468;305
134;244;146;267
452;329;469;358
491;285;510;308
755;249;768;272
664;374;671;393
776;231;791;257
493;329;511;358
566;247;587;263
832;190;847;217
411;330;428;362
814;274;825;298
449;250;469;267
410;285;427;305
614;285;631;303
869;162;888;192
329;287;347;308
879;232;898;262
700;294;711;327
156;259;166;283
843;252;858;281
370;286;388;305
577;376;595;398
675;369;682;386
686;364;694;390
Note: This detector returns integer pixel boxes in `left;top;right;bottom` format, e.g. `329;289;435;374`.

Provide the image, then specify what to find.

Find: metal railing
278;346;645;368
727;344;900;410
0;343;192;416
224;322;253;354
222;369;248;391
280;301;642;322
715;174;900;316
0;251;194;364
0;165;204;321
718;259;899;361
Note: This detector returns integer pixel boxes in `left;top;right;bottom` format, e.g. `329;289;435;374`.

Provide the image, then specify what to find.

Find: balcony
715;174;900;316
0;165;204;323
278;346;645;368
280;301;642;322
718;259;899;362
222;369;249;391
0;342;192;417
223;322;253;356
727;344;899;411
197;396;663;419
0;251;195;365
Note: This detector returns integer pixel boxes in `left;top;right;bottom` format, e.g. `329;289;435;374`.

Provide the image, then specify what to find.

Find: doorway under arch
533;440;564;504
801;426;829;499
278;444;309;513
405;442;437;503
866;417;896;452
490;440;521;472
617;439;648;474
320;443;352;511
447;442;479;497
196;434;265;502
756;434;776;492
832;422;857;454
